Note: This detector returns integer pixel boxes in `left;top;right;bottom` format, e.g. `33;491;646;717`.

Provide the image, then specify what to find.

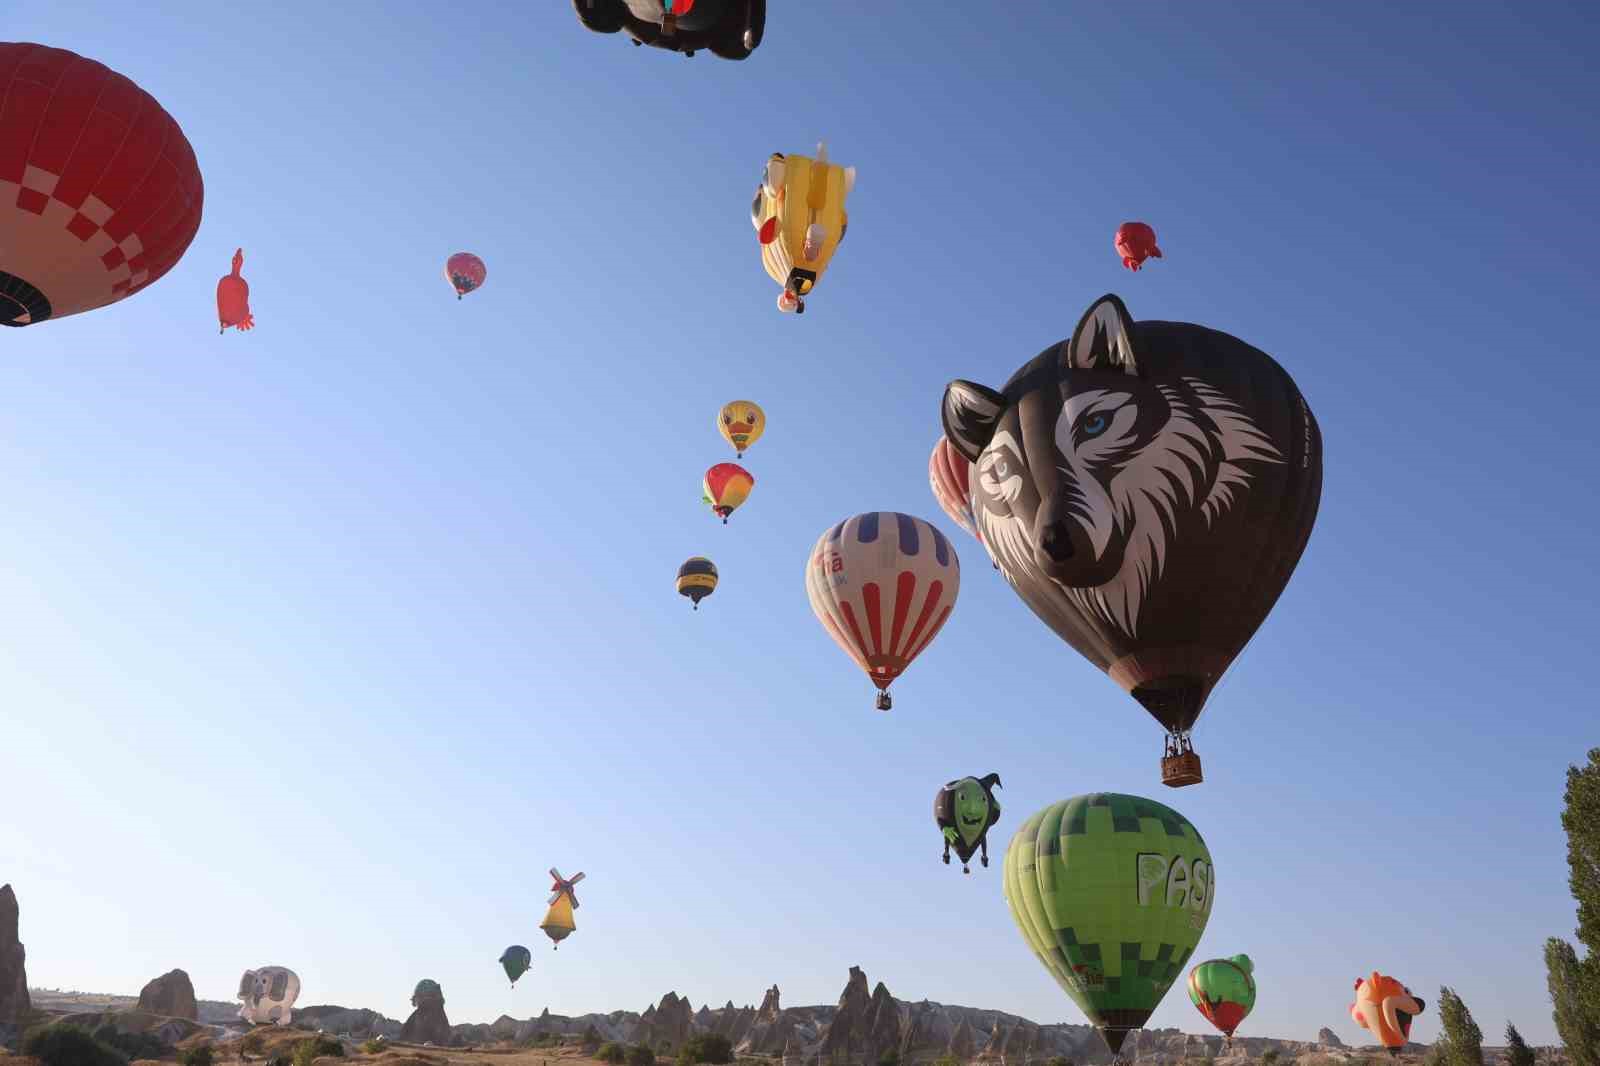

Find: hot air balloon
1188;955;1256;1042
677;557;718;609
941;293;1322;787
1115;222;1162;272
540;868;585;949
719;401;765;457
1003;794;1214;1057
217;249;253;333
928;438;999;570
499;945;532;987
574;0;765;60
1350;973;1425;1056
806;512;960;711
750;143;855;314
934;773;1002;874
703;463;754;523
1;43;204;327
446;252;485;299
237;966;301;1026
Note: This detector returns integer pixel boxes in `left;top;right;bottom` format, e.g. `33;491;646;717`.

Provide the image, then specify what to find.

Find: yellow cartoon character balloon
750;142;855;314
718;401;765;457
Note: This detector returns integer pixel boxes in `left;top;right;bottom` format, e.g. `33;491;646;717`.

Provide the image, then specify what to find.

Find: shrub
876;1050;899;1066
1261;1052;1281;1066
1046;1057;1076;1066
583;1024;604;1050
599;1042;630;1063
179;1046;218;1066
242;1030;268;1055
293;1034;345;1065
679;1033;735;1066
266;1056;293;1066
629;1043;658;1066
21;1024;129;1066
361;1039;387;1054
91;1022;171;1061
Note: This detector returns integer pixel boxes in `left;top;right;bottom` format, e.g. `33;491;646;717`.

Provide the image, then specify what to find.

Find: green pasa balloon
1188;954;1255;1038
1003;794;1214;1055
499;945;531;987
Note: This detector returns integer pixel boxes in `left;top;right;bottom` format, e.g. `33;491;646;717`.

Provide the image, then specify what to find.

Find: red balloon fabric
216;248;253;332
1;42;204;327
445;252;486;299
1114;221;1162;272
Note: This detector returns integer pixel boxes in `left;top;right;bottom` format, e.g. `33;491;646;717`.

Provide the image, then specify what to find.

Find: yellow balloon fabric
541;894;575;945
751;143;855;309
718;401;766;456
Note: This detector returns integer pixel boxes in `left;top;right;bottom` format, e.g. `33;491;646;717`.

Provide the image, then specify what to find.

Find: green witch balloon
1003;793;1214;1057
499;945;532;987
1188;955;1255;1040
934;773;1002;873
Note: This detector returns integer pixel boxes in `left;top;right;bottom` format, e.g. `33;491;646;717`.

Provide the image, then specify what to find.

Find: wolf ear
942;380;1006;463
1064;293;1139;374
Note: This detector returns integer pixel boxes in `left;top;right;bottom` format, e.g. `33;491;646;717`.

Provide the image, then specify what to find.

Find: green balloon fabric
1003;794;1215;1055
500;944;532;986
1187;954;1256;1037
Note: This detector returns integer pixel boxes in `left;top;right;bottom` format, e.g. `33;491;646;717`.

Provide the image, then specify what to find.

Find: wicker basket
1161;750;1204;787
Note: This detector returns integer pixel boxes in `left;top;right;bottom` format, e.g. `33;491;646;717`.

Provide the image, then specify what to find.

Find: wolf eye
1081;413;1109;437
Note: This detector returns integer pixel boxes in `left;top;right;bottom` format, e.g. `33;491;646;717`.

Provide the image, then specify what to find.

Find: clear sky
3;0;1597;1049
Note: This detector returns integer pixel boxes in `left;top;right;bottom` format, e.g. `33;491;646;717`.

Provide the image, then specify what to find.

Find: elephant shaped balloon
237;965;301;1026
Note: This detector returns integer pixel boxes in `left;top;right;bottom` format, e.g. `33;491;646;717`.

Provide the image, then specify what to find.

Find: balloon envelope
942;294;1321;785
217;248;253;332
499;945;532;986
1003;793;1214;1054
446;252;486;298
1;42;204;327
703;462;754;521
1188;955;1256;1037
1115;222;1162;271
928;438;977;538
933;773;1002;872
718;400;766;456
676;557;718;609
806;512;959;709
750;144;855;312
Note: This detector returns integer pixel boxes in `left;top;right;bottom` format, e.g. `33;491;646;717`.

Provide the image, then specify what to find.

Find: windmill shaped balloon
540;868;585;949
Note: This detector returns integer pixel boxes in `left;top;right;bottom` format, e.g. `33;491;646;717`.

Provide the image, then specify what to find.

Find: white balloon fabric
238;965;301;1025
806;512;960;710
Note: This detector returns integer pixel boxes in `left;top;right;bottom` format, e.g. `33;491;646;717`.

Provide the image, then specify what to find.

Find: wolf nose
1038;521;1076;563
1412;998;1425;1012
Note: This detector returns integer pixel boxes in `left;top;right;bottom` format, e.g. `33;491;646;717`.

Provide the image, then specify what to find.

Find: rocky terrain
0;886;1571;1066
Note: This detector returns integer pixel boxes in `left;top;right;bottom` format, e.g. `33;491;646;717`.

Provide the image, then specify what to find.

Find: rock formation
291;1005;402;1039
0;884;28;1024
137;968;198;1021
1318;1027;1346;1048
400;979;452;1045
633;991;694;1051
948;1017;976;1061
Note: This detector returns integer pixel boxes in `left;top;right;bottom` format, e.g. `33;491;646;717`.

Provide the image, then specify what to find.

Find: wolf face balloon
934;773;1002;873
941;294;1321;786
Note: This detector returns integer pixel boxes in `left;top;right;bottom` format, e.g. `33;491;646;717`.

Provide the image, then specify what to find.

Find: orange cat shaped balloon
1349;973;1425;1056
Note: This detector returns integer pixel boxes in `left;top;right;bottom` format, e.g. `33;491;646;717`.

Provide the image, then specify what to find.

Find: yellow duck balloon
750;142;855;314
718;401;766;457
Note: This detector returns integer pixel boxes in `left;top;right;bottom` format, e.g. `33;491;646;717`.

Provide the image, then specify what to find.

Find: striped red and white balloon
929;438;977;537
806;512;960;711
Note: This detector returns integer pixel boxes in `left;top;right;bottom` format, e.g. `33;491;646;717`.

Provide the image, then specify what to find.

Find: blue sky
3;0;1597;1048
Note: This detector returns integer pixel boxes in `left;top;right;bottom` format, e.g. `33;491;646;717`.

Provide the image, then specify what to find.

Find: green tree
598;1042;629;1064
21;1024;128;1066
678;1034;736;1066
1261;1051;1281;1066
179;1046;217;1066
876;1050;899;1066
1436;986;1483;1066
293;1034;345;1065
629;1043;658;1066
1565;749;1600;963
1548;937;1600;1066
1504;1023;1535;1066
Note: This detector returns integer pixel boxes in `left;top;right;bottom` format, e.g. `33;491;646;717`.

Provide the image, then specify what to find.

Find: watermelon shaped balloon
1188;954;1256;1040
1003;793;1214;1055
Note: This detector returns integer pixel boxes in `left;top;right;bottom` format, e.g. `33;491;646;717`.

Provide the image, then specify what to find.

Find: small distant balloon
1188;955;1256;1040
446;252;486;299
217;249;254;333
540;868;585;949
719;401;766;457
499;945;532;987
1350;973;1425;1056
677;557;718;610
934;773;1002;873
703;463;754;523
1114;222;1162;271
